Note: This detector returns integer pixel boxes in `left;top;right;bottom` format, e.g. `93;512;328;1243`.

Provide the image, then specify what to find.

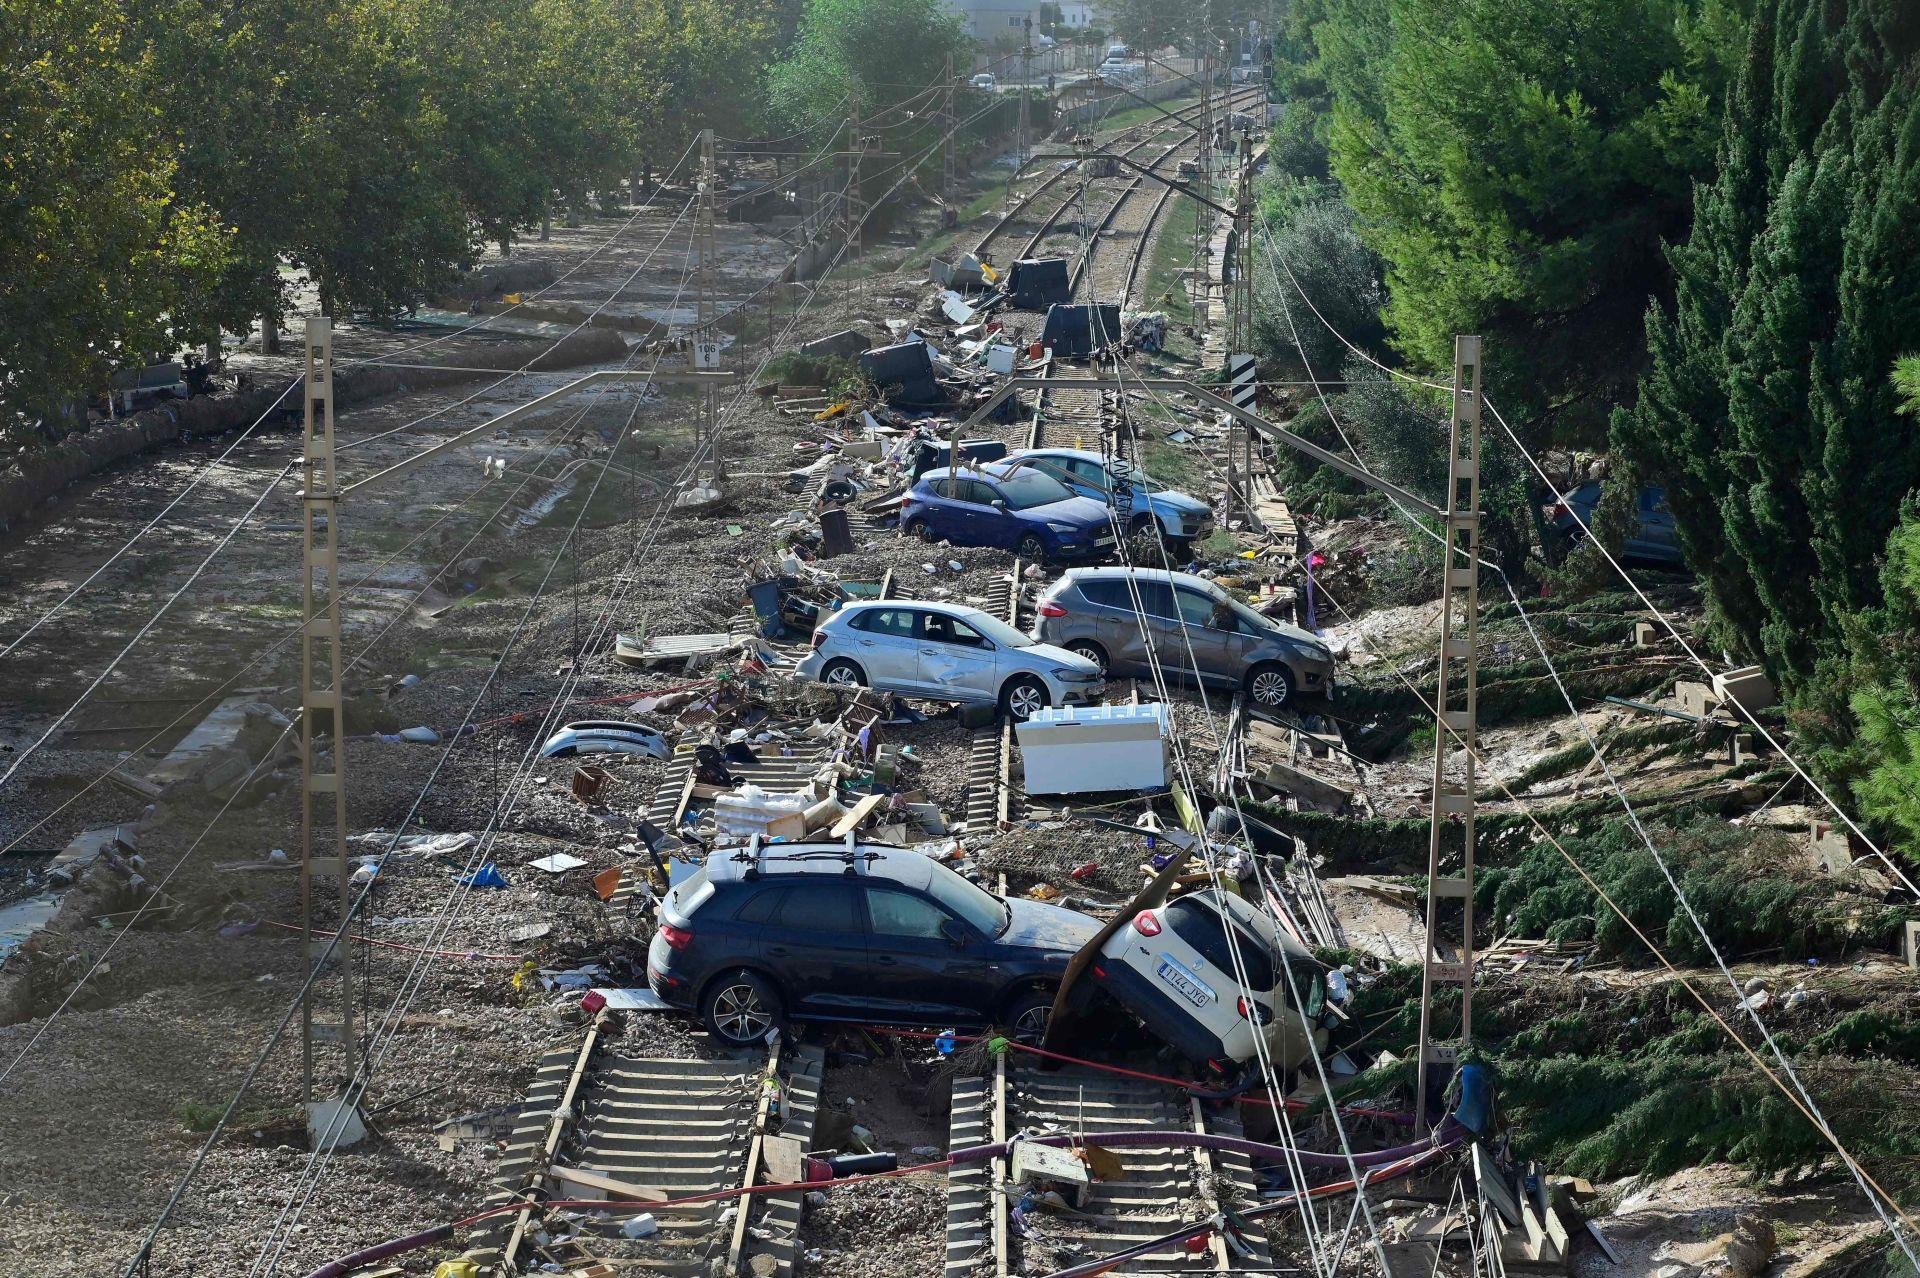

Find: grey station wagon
1031;567;1334;709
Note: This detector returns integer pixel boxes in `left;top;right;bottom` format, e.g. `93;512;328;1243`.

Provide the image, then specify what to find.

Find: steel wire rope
1098;335;1395;1271
1254;219;1920;1261
246;261;703;1278
0;138;705;663
1045;180;1343;1269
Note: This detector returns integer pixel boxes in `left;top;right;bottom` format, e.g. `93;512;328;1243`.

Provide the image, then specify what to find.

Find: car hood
1149;490;1209;518
1018;640;1100;674
1025;495;1113;528
1001;896;1103;953
1253;614;1331;658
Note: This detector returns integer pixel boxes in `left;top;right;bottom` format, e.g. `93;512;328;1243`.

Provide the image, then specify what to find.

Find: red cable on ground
466;677;716;733
858;1026;1407;1121
257;920;523;962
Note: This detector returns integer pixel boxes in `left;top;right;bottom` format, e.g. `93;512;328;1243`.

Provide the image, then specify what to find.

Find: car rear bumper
1093;956;1236;1065
646;935;699;1010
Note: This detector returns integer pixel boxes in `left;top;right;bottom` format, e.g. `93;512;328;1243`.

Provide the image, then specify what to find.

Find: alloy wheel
712;984;771;1042
1251;669;1291;707
1007;681;1046;720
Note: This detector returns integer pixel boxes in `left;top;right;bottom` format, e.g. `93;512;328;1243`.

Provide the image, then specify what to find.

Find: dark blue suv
900;463;1117;563
647;840;1100;1046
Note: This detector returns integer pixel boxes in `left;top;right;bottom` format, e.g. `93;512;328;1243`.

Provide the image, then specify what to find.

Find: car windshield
927;864;1006;935
954;610;1032;649
994;469;1072;510
1224;595;1276;635
1165;896;1275;991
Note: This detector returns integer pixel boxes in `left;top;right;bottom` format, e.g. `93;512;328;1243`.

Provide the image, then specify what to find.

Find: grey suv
1031;567;1334;709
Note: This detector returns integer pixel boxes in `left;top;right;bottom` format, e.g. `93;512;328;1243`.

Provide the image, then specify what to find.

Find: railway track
963;564;1026;834
467;1032;827;1278
973;88;1263;310
944;1057;1270;1278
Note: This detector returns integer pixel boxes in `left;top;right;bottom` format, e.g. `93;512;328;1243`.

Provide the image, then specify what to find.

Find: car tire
1016;533;1048;563
703;969;782;1046
909;519;939;544
1000;675;1049;722
1004;989;1056;1044
820;658;866;689
1247;661;1295;710
1128;515;1164;560
1065;640;1108;675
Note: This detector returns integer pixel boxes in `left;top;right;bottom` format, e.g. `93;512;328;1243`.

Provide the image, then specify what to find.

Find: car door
1079;576;1155;675
1132;581;1191;677
845;607;924;694
1171;586;1240;685
918;611;999;704
859;885;1002;1021
755;881;871;1017
966;478;1021;547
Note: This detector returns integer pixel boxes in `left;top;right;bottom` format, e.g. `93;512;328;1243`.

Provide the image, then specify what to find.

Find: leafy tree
0;0;229;438
766;0;970;132
1298;0;1750;445
1250;188;1383;380
1611;0;1920;687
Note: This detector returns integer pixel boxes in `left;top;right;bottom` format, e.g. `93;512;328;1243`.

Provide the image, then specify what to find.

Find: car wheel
703;969;782;1046
1001;675;1049;722
909;519;939;544
1065;640;1108;676
1005;989;1056;1044
820;658;866;689
1247;662;1295;710
1016;533;1048;563
1128;516;1164;561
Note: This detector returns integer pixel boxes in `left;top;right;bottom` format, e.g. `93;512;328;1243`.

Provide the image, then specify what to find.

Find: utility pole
1017;18;1034;167
943;54;957;193
695;128;723;483
1229;134;1253;358
1414;335;1485;1131
844;103;864;289
297;318;356;1107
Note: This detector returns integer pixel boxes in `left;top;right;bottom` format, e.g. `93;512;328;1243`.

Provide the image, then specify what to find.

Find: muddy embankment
0;326;627;532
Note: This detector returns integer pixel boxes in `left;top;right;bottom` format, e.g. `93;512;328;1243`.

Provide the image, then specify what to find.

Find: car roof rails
725;833;884;880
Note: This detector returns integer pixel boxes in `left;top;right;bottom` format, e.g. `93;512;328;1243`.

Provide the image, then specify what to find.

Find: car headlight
1049;666;1099;682
1046;522;1079;535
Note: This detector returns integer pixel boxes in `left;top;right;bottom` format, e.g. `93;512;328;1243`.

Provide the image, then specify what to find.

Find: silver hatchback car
796;600;1103;720
1031;567;1334;710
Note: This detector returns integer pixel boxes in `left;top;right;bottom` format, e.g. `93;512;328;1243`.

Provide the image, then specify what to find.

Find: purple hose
950;1119;1465;1171
299;1223;454;1278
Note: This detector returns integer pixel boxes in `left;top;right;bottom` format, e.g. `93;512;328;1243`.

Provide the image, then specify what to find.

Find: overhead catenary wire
136;100;1004;1278
0;191;706;800
1261;234;1920;900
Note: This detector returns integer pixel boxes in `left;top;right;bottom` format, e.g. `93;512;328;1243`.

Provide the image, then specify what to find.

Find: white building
944;0;1043;43
1056;1;1096;27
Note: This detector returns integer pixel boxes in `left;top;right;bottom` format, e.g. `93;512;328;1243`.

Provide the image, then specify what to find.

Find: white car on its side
538;720;670;760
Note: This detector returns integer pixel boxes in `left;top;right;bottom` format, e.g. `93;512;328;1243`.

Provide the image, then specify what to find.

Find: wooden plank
830;793;887;837
549;1164;671;1203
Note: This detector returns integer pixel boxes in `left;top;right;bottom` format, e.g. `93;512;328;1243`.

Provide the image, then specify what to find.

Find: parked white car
970;72;997;90
1090;887;1336;1072
539;720;670;760
794;600;1102;721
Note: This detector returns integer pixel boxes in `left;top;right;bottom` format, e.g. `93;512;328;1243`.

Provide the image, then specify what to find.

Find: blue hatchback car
1000;448;1214;546
901;463;1117;563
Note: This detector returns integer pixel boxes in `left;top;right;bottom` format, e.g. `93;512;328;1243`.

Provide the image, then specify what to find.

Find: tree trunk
540;214;551;241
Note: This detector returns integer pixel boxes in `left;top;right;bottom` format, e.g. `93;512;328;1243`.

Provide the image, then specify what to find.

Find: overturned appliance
1041;303;1123;358
1001;257;1072;311
858;340;945;406
931;252;992;291
908;436;1008;480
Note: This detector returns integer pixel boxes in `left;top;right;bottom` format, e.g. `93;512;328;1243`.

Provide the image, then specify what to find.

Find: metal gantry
297;318;356;1103
1415;335;1485;1129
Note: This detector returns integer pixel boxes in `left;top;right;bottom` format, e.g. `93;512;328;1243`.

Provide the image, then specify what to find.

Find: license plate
1155;955;1215;1008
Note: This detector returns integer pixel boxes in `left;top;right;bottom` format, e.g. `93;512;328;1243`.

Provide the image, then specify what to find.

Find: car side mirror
940;919;968;947
991;499;1007;511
